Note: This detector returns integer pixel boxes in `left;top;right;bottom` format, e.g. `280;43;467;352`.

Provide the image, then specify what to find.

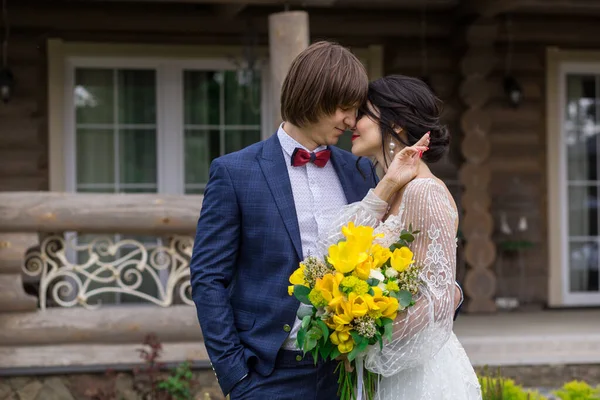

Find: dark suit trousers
229;350;340;400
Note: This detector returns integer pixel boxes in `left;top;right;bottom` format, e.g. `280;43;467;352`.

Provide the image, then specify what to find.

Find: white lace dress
320;178;482;400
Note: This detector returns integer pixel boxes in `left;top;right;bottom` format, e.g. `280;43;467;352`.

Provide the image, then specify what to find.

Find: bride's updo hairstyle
361;75;450;165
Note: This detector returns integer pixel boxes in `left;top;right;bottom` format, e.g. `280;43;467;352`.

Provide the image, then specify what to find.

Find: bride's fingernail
419;151;423;158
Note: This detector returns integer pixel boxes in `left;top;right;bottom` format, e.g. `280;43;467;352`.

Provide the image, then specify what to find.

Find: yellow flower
372;287;399;320
327;241;368;274
314;272;344;306
333;292;369;329
386;281;400;292
330;330;354;354
338;340;354;354
390;247;414;273
308;289;328;308
371;244;392;269
342;222;381;254
353;256;373;280
288;264;308;296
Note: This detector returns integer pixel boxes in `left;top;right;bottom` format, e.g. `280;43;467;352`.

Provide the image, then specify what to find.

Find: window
67;58;268;196
61;57;268;306
547;50;600;306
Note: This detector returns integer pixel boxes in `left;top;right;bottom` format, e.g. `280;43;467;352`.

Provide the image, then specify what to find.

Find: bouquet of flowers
288;222;422;400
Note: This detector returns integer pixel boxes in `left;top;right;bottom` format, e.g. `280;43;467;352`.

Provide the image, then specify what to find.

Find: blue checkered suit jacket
190;133;378;395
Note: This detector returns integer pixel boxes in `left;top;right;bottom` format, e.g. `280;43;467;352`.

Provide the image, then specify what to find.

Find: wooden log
268;11;309;131
0;341;208;369
461;188;492;212
0;149;43;177
464;268;497;313
459;76;494;108
465;20;498;46
0;176;47;192
460;50;497;76
489;129;541;146
0;274;38;312
461;133;491;164
7;5;452;38
462;208;494;238
0;233;38;273
0;192;204;234
459;163;491;188
460;108;492;137
0;305;201;346
464;237;497;269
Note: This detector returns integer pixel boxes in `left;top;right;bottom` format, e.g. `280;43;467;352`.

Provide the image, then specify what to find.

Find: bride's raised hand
385;132;430;189
373;133;429;203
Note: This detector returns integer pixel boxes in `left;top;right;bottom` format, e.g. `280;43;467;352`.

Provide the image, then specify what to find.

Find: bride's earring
388;141;396;159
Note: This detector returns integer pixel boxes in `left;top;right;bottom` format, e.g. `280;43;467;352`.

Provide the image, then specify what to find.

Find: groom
190;41;462;400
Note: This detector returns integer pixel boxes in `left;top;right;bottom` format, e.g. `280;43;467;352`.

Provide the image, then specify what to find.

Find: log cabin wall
0;0;460;185
487;12;600;306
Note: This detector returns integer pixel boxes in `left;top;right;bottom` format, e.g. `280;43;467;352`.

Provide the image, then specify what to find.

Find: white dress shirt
277;124;348;350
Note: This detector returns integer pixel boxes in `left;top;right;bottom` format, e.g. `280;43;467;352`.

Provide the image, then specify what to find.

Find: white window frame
63;56;272;195
547;48;600;306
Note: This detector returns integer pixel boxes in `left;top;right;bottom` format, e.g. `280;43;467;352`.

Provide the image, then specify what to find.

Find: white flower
377;282;387;292
369;268;385;282
385;268;399;278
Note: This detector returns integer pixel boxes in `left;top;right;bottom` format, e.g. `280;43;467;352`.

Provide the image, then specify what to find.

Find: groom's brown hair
281;41;368;127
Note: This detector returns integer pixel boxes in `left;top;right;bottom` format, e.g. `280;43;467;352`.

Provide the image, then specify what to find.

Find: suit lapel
329;146;360;204
259;134;303;260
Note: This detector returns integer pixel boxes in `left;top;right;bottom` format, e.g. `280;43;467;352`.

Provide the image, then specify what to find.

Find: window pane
224;70;261;126
184;71;220;125
185;129;220;192
569;185;598;237
119;129;157;185
118;70;156;124
76;129;114;186
225;130;261;154
566;75;597;181
569;241;600;292
75;69;114;124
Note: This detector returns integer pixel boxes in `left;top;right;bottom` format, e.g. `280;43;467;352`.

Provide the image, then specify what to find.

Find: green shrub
479;373;548;400
553;380;600;400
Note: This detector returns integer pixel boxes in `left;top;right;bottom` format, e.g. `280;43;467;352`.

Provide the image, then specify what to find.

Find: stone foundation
2;364;599;399
476;364;600;387
0;370;224;400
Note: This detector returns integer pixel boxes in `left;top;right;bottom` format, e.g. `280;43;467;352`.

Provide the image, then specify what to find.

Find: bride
320;75;482;399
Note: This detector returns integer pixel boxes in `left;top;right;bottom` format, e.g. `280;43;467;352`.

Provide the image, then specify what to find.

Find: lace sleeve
316;189;389;256
364;179;458;377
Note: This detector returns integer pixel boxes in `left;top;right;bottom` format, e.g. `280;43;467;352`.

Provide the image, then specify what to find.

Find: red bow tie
291;148;331;168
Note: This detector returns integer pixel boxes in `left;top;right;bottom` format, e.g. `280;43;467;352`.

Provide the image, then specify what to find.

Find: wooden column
268;10;309;131
459;19;498;313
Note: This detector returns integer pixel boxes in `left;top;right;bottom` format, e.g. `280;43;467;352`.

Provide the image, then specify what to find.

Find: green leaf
380;317;393;326
330;347;341;361
305;337;318;352
358;339;369;353
350;331;364;345
366;278;380;286
347;345;360;362
368;288;375;296
384;320;393;343
398;290;413;307
297;328;306;349
319;340;333;361
399;233;414;242
316;319;329;343
302;315;312;330
388;291;399;300
294;285;312;305
296;305;313;320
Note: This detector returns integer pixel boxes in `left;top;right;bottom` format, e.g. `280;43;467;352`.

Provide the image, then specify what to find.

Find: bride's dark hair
360;75;450;166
